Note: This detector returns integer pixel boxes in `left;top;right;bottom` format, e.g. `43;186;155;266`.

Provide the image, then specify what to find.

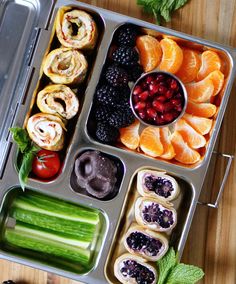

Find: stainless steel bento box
0;0;236;283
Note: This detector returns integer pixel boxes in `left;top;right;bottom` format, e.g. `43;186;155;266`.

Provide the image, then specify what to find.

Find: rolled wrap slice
114;253;157;284
135;197;177;232
27;113;65;151
56;7;98;49
43;48;88;85
124;225;169;261
37;84;79;120
137;170;180;204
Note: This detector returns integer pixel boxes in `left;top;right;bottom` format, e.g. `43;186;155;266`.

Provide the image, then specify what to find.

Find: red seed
133;85;142;95
156;95;167;103
156;74;165;82
138;110;146;120
163;112;175;123
141;81;148;90
132;95;139;104
149;83;159;95
146;75;154;84
170;79;178;90
152;100;165;113
175;93;183;99
163;102;174;112
158;86;168;95
171;98;182;106
175;105;183;112
139;91;149;101
165;89;174;99
155;115;166;125
147;108;157;119
134;101;146;111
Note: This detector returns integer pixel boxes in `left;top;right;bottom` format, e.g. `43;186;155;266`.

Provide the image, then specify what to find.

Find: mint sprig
157;247;204;284
137;0;190;24
10;127;40;190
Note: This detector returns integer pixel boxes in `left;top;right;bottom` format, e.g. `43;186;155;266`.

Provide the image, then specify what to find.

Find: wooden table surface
1;0;236;283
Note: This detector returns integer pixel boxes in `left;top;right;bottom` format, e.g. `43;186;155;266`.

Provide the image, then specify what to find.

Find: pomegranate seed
141;81;148;89
170;79;178;90
152;100;165;113
155;115;165;125
133;95;139;104
175;93;183;99
133;85;142;95
165;89;174;99
156;95;166;102
163;102;174;112
175;105;183;112
146;102;152;109
158;86;168;95
138;110;146;120
147;108;157;119
171;98;182;106
156;74;165;82
163;112;175;123
149;83;159;95
146;76;154;84
139;91;149;101
134;101;146;111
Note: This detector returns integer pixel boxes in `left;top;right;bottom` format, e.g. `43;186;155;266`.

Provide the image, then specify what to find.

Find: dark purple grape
126;231;162;256
120;260;155;284
144;175;174;198
157;210;174;228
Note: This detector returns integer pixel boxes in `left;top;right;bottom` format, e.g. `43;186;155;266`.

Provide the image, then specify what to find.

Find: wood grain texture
1;0;236;283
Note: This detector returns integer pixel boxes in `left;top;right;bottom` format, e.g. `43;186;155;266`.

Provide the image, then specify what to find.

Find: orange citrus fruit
159;127;175;160
175;48;201;83
186;100;217;118
136;35;162;72
183;113;212;135
175;118;206;149
196;50;221;81
171;131;201;164
185;78;214;103
140;126;164;157
205;70;224;96
159;38;183;74
119;120;140;150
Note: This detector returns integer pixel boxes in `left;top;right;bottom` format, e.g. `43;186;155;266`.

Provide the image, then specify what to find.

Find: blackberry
116;24;138;47
112;46;139;67
142;203;160;223
108;107;135;128
95;85;119;106
105;65;128;87
144;175;174;198
157;210;174;229
96;123;119;143
2;281;16;284
95;105;112;123
126;64;143;82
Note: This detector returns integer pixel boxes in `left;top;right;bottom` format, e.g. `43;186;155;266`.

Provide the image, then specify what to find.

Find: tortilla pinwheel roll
27;113;65;151
43;48;88;85
135;197;177;232
37;84;79;120
56;8;98;50
124;225;169;262
114;253;157;284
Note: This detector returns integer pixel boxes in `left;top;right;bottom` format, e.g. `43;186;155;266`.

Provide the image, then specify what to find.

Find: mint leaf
166;263;205;284
174;0;189;10
10;127;32;153
157;247;177;284
19;151;35;191
160;0;176;22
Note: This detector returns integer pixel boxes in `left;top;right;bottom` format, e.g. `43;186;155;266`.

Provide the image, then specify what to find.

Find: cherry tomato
32;150;61;179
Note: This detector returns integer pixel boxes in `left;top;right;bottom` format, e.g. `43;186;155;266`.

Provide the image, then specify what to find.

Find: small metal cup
130;70;188;128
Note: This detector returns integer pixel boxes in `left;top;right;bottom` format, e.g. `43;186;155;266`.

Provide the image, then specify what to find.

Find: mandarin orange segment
186;100;217;118
171;131;201;164
175;118;206;149
183;113;213;135
159;127;175;160
119;120;140;150
196;50;221;81
140;126;164;157
205;70;224;96
185;78;214;103
175;48;201;83
159;38;183;74
136;35;162;72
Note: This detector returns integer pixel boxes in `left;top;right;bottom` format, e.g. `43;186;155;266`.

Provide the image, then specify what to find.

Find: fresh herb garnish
10;127;39;190
137;0;190;24
157;247;204;284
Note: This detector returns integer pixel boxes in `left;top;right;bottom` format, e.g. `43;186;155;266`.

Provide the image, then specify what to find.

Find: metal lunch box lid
0;0;54;176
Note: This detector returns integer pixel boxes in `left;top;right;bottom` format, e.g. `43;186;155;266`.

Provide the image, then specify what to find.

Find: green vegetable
137;0;190;24
11;207;97;242
13;192;99;225
10;127;39;190
157;248;204;284
5;223;91;265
